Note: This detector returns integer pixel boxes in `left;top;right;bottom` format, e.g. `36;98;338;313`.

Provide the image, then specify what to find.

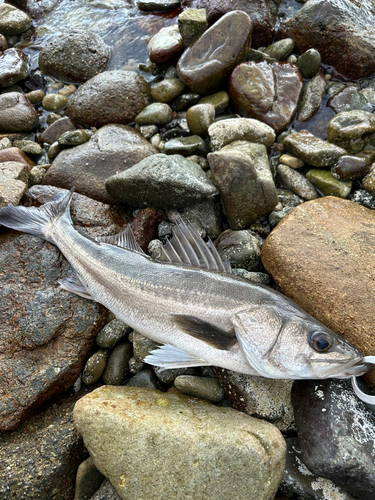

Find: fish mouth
313;356;371;378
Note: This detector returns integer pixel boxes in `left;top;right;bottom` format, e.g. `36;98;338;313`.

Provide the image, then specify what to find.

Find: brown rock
0;147;35;169
147;25;183;64
130;207;164;252
0;92;39;133
261;197;375;389
38;116;76;145
229;61;303;134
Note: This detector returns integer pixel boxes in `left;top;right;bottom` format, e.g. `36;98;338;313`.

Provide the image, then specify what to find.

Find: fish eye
309;331;333;352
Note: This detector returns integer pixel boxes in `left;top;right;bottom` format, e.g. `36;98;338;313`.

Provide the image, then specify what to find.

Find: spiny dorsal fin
97;225;145;254
158;217;232;274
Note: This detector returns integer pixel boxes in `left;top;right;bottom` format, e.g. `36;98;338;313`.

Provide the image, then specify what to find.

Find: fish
0;188;370;380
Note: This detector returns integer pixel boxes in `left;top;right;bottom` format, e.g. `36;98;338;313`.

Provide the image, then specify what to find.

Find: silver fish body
0;190;370;379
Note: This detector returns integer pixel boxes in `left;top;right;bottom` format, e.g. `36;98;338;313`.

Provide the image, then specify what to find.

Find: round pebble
42;94;69;111
96;319;132;349
82;350;108;385
297;48;321;79
102;342;133;385
135;103;173;125
58;129;90;146
186;103;215;136
174;375;225;403
151;78;185;103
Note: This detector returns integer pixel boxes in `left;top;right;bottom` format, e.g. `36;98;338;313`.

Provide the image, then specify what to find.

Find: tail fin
0;188;74;242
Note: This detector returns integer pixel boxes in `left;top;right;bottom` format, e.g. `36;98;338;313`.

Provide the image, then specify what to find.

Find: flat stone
283;130;346;167
277;164;318;200
38;116;76;145
208;117;276;151
0;177;27;207
296;71;326;122
279;154;304;169
163;135;207;156
198;90;229;113
66;70;152;128
328;85;372;114
147;25;183;64
263;38;294;61
0;161;29;183
0;48;29;88
208;141;278;229
0;92;39;132
105;153;218;209
229;61;303;135
261;196;375;389
137;0;180;11
73;386;286;500
292;379;375;500
0;146;35;168
178;8;208;47
306;169;352;198
177;11;252;95
327;110;375;154
43;124;158;203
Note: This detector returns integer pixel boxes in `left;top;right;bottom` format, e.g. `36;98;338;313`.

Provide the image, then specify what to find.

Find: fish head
232;303;370;379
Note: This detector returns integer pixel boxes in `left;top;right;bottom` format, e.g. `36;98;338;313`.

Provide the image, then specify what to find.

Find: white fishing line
351;356;375;404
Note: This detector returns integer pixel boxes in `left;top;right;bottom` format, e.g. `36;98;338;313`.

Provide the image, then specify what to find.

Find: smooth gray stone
126;369;165;391
296;48;321;79
174;375;224;403
96;319;132;349
102;342;133;385
214;228;262;271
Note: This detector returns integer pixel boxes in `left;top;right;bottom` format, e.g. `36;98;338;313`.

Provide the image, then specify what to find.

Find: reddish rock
147;25;183;64
38;117;76;145
261;197;375;389
0;147;35;169
131;207;164;252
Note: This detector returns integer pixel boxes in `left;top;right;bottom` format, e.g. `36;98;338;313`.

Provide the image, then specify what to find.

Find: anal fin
143;344;211;369
58;272;94;301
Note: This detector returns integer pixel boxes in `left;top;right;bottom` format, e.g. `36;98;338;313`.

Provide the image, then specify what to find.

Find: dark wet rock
208;141;278;229
0;3;31;36
186;103;215;135
174;375;224;403
306;169;352;198
229;61;303;135
172;92;200;111
181;0;282;48
198;90;229;113
163;134;207;156
138;0;180;11
177;11;252;95
38;116;76;145
283;130;346;167
277;164;318;200
42;93;68;111
66;70;152;128
154;366;196;385
328;85;372;114
58;128;90;147
214;228;262;271
130;207;164;252
208;117;275;151
126;369;165;390
151;78;185;103
105;153;218;209
292;379;375;500
261;197;375;389
263;38;294;61
0;389;91;500
147;25;183;64
277;0;375;80
43;124;158;203
82;350;108;385
102;342;133;385
331;155;371;181
39;30;110;84
327;110;375;154
0;92;38;132
0;231;106;431
296;49;321;79
25;88;45;105
212;368;295;431
74;456;105;500
0;146;35;168
0;48;29;88
361;166;375;197
178;7;208;47
96;319;131;350
296;71;326;123
280;438;357;500
135;102;173;125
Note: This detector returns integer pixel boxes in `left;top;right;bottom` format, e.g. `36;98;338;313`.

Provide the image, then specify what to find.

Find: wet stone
174;375;224;403
102;341;133;385
283;130;346;167
47;141;61;160
25;89;45;105
177;10;252;95
39;116;76;145
135;102;173;125
138;124;158;139
96;319;132;350
0;146;35;168
186;154;208;169
208;117;275;151
279;154;304;169
38;30;110;84
0;34;6;51
82;350;108;385
328;85;372;114
327;110;375;154
214;229;262;271
186;103;215;136
130;207;164;252
0;48;29;88
263;38;294;61
137;0;181;11
0;92;38;132
296;48;321;79
361;165;375;197
147;25;183;65
151;78;185;103
331;155;371;181
42;93;69;111
178;8;208;48
163;135;207;156
154;366;196;385
306;169;352;198
172;92;200;111
198;90;229;114
296;71;326;123
277;164;318;200
74;456;105;500
229;61;303;135
126;369;165;391
0;3;31;36
58;129;90;147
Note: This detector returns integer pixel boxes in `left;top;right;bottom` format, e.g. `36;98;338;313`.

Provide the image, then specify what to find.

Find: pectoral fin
173;314;236;350
59;271;94;301
144;344;210;369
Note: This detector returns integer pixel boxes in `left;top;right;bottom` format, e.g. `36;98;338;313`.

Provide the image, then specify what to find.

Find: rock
280;438;357;500
43;124;158;203
277;164;318;200
135;102;173;125
0;3;31;36
181;0;283;48
260;197;375;389
126;369;165;391
13;139;42;157
137;0;181;11
153;366;196;385
82;350;108;385
296;49;321;79
38;116;76;145
361;165;375;196
177;11;252;95
283;130;346;167
0;48;29;88
0;389;90;500
214;228;262;270
208;117;276;151
277;0;375;80
174;375;224;402
296;71;326;123
74;456;105;500
306;169;352;198
132;331;160;363
0;34;6;51
96;319;131;349
292;379;375;500
74;386;286;500
0;146;35;168
186;103;215;135
212;369;295;431
163;135;207;156
279;154;304;169
90;479;122;500
331;155;371;181
42;93;69;111
351;189;375;210
25;88;45;105
0;92;38;132
178;7;208;47
327;110;375;154
198;90;229;113
147;25;183;64
263;38;294;60
173;92;200;111
328;85;372;114
66;71;152;128
130;207;164;252
229;61;303;135
102;342;133;385
208;141;278;229
151;78;185;103
58;129;90;147
105;153;218;208
0;161;29;183
38;30;109;84
0;178;27;207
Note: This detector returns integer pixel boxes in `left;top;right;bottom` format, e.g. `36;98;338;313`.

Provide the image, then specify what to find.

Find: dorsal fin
158;217;232;274
97;225;145;254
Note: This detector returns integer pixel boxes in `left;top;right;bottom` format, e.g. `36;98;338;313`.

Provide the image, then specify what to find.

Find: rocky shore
1;0;375;499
